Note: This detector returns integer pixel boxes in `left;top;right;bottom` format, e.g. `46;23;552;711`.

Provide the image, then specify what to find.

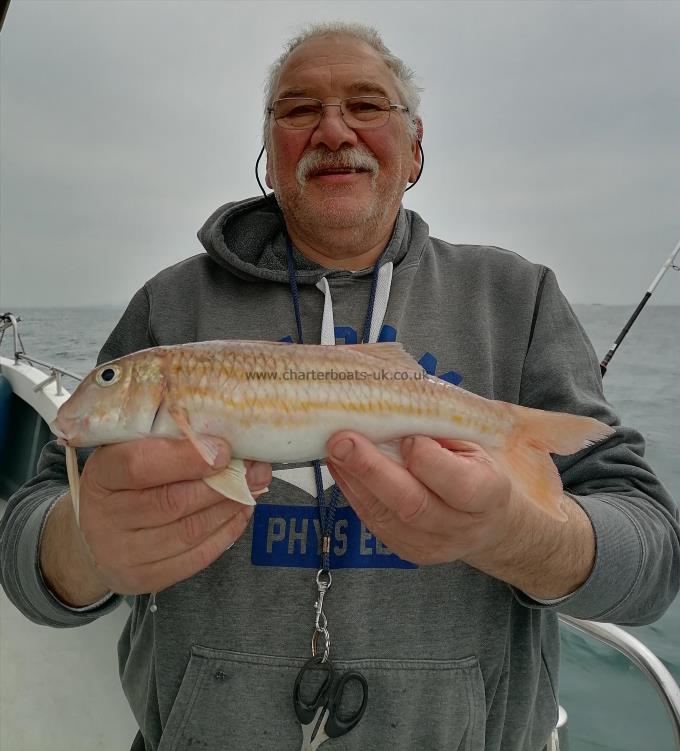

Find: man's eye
350;101;381;112
288;105;319;117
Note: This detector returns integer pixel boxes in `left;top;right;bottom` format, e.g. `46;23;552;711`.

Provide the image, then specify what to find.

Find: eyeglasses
269;96;409;130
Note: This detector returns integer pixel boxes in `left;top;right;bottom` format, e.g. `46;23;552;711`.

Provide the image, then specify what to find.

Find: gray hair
262;22;422;147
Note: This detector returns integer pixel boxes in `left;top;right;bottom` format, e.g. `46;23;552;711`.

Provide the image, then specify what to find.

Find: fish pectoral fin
203;459;258;506
166;405;256;504
167;405;222;467
65;445;81;526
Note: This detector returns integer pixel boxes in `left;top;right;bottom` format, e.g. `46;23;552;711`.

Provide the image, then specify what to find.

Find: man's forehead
275;35;397;96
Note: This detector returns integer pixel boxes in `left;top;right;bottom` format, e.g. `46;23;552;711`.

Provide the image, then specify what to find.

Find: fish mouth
50;416;82;444
50;420;69;441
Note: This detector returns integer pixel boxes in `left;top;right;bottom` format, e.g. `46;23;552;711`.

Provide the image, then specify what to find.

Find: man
1;22;678;751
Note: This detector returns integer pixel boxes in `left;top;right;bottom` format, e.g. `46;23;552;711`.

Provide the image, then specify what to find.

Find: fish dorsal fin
336;342;423;374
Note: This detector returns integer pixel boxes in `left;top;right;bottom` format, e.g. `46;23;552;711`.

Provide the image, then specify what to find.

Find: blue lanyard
284;236;386;570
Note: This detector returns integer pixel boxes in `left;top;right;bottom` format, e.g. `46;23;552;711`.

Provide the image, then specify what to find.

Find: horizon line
3;302;679;310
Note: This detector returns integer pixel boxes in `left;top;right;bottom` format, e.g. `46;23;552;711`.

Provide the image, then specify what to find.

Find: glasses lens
342;97;390;128
274;99;322;129
272;96;392;130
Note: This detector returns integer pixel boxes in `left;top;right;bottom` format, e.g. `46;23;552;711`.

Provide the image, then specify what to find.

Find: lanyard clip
312;568;332;662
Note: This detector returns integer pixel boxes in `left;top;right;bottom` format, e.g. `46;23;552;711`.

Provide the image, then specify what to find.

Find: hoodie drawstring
315;263;393;345
284;237;393;570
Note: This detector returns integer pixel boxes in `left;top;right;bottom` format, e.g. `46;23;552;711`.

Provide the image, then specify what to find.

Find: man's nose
310;104;359;151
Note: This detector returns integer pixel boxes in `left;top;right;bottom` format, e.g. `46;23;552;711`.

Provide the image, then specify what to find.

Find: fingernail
401;437;414;457
213;441;231;467
250;463;271;486
329;438;354;462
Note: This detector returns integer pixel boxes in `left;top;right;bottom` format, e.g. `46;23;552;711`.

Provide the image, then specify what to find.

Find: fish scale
160;342;504;435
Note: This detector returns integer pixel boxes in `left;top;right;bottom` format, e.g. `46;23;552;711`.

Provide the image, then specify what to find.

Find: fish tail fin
509;404;615;456
494;405;615;522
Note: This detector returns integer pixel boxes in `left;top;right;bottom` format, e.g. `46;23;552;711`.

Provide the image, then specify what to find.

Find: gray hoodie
2;196;679;751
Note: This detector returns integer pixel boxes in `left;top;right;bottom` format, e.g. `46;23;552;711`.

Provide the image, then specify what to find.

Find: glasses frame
268;96;410;131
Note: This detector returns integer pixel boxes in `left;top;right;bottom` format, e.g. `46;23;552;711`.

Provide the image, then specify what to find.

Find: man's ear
409;118;424;183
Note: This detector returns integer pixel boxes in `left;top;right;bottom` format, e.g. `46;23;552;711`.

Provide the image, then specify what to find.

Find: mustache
296;147;379;186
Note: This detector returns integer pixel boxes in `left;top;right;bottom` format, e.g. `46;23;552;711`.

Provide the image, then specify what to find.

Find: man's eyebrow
275;82;393;100
346;81;391;98
276;87;312;100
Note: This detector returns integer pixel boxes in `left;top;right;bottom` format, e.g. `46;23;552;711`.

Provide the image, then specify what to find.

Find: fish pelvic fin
203;459;258;506
376;440;407;466
496;405;615;522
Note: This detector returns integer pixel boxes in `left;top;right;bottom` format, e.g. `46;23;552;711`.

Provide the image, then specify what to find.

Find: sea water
3;304;679;750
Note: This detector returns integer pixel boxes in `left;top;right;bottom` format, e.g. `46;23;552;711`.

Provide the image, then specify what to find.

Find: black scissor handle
324;669;368;738
293;655;333;724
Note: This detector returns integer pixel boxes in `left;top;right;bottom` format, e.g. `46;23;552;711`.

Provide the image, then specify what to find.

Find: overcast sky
1;0;679;307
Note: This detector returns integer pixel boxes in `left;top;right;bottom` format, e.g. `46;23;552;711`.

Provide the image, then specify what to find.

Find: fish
50;340;615;524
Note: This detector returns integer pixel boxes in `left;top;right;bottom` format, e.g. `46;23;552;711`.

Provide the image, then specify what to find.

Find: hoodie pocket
158;646;486;751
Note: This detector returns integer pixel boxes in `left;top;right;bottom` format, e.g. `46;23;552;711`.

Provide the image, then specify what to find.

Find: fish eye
95;365;120;387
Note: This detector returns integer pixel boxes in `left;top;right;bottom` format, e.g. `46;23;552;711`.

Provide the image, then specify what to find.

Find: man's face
265;35;421;238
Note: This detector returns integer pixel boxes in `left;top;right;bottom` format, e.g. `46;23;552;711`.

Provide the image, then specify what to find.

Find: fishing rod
0;0;10;33
600;240;680;376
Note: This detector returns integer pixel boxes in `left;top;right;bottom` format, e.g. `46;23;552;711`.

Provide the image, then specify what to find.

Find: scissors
293;655;368;750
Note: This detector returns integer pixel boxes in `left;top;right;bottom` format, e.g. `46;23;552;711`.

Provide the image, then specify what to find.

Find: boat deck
0;509;137;749
0;338;138;747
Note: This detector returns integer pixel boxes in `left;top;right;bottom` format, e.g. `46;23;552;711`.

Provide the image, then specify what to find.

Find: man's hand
326;432;595;599
40;437;271;606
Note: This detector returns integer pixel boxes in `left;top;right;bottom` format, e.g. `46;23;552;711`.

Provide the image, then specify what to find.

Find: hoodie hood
197;194;428;285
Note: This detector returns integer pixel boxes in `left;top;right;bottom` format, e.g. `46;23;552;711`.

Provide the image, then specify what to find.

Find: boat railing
1;313;82;396
558;615;680;749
